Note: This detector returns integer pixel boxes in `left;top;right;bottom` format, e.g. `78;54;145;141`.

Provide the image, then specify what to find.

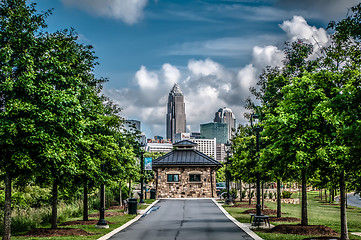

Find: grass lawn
224;191;361;240
10;207;141;240
10;200;158;240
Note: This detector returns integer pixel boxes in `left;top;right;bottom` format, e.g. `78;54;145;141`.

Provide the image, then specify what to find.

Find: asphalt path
109;199;255;240
346;193;361;208
335;193;361;208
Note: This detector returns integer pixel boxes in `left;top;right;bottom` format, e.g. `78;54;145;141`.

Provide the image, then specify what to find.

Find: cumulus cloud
279;16;330;58
61;0;148;24
252;45;284;69
104;15;332;137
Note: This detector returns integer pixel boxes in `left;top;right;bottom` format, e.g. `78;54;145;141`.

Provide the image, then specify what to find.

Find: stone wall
155;167;217;198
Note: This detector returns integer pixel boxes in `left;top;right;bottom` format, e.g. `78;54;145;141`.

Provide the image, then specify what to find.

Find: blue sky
34;0;359;138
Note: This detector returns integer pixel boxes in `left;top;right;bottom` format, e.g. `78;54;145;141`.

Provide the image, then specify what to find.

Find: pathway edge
212;199;263;240
97;200;159;240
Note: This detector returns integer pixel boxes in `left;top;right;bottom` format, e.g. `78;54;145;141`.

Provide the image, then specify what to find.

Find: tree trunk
119;180;123;207
248;183;252;205
332;189;335;202
301;169;308;226
329;189;332;203
320;188;322;201
3;173;12;240
277;179;281;218
83;181;88;221
325;189;327;202
51;181;58;229
262;182;264;211
239;180;243;201
340;171;349;240
128;179;132;198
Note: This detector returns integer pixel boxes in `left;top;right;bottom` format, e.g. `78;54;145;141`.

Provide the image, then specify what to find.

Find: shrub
282;190;292;198
249;190;254;199
230;188;238;199
269;192;273;199
241;190;247;199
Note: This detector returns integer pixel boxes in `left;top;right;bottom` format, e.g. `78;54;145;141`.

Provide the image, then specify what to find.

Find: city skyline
34;0;359;138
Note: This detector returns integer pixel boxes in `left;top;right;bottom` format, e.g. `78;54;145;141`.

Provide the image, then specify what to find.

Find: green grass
224;191;361;240
11;209;137;240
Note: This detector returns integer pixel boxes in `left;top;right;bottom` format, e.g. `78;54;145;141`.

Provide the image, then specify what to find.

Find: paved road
335;193;361;208
346;193;361;208
109;199;255;240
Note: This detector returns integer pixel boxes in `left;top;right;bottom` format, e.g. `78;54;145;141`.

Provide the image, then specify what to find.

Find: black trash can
128;198;138;214
150;189;156;199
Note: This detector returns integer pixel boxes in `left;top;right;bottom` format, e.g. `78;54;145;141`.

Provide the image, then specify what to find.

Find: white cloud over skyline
104;15;331;138
61;0;148;24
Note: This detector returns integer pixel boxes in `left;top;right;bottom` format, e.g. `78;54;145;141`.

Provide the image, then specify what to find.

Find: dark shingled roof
152;149;222;167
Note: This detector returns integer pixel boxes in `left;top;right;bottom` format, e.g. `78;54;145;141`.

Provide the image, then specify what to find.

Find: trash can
128;198;138;214
150;189;156;199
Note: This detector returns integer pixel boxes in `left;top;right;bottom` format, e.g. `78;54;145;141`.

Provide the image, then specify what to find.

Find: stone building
152;140;222;198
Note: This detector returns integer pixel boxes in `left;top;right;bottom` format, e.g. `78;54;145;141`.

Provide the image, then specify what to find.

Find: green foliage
241;190;247;199
281;190;292;199
216;166;226;182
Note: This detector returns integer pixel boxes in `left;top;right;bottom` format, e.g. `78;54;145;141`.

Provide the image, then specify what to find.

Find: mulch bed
268;217;301;222
229;204;269;208
266;224;339;236
89;211;125;218
108;205;125;210
60;219;115;226
22;228;95;237
242;209;279;215
303;237;340;240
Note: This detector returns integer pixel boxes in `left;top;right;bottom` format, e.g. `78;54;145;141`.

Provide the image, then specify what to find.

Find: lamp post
224;141;232;205
251;113;262;221
139;142;146;204
95;164;109;229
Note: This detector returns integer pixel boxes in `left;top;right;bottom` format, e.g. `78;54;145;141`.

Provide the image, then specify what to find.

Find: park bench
249;214;270;227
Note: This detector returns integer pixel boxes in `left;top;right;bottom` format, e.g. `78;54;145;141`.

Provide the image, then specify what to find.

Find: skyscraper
214;107;236;141
166;83;186;142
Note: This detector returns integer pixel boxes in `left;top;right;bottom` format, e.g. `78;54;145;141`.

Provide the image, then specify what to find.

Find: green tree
0;1;51;238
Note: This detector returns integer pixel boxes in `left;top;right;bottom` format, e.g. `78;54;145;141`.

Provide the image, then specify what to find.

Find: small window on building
189;174;201;182
167;174;179;182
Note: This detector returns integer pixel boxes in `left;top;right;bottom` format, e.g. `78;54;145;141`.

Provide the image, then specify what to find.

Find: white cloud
135;65;159;90
280;16;329;45
61;0;148;24
162;63;180;88
252;45;284;69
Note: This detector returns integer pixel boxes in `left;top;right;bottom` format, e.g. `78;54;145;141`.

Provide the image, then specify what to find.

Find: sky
34;0;360;138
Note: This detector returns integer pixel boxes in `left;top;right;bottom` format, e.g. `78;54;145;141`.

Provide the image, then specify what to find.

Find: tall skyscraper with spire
166;83;186;142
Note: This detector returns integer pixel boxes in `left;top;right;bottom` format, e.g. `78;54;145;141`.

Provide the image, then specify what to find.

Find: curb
97;200;159;240
212;199;263;240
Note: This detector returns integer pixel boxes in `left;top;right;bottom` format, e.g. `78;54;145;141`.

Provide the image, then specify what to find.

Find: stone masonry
155;166;217;198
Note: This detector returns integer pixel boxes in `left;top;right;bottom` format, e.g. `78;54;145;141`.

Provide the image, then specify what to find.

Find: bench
249;214;270;227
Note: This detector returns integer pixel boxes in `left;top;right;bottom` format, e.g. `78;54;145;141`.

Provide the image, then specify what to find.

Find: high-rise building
214;107;236;141
200;122;228;144
166;83;186;142
191;138;217;160
124;120;141;132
